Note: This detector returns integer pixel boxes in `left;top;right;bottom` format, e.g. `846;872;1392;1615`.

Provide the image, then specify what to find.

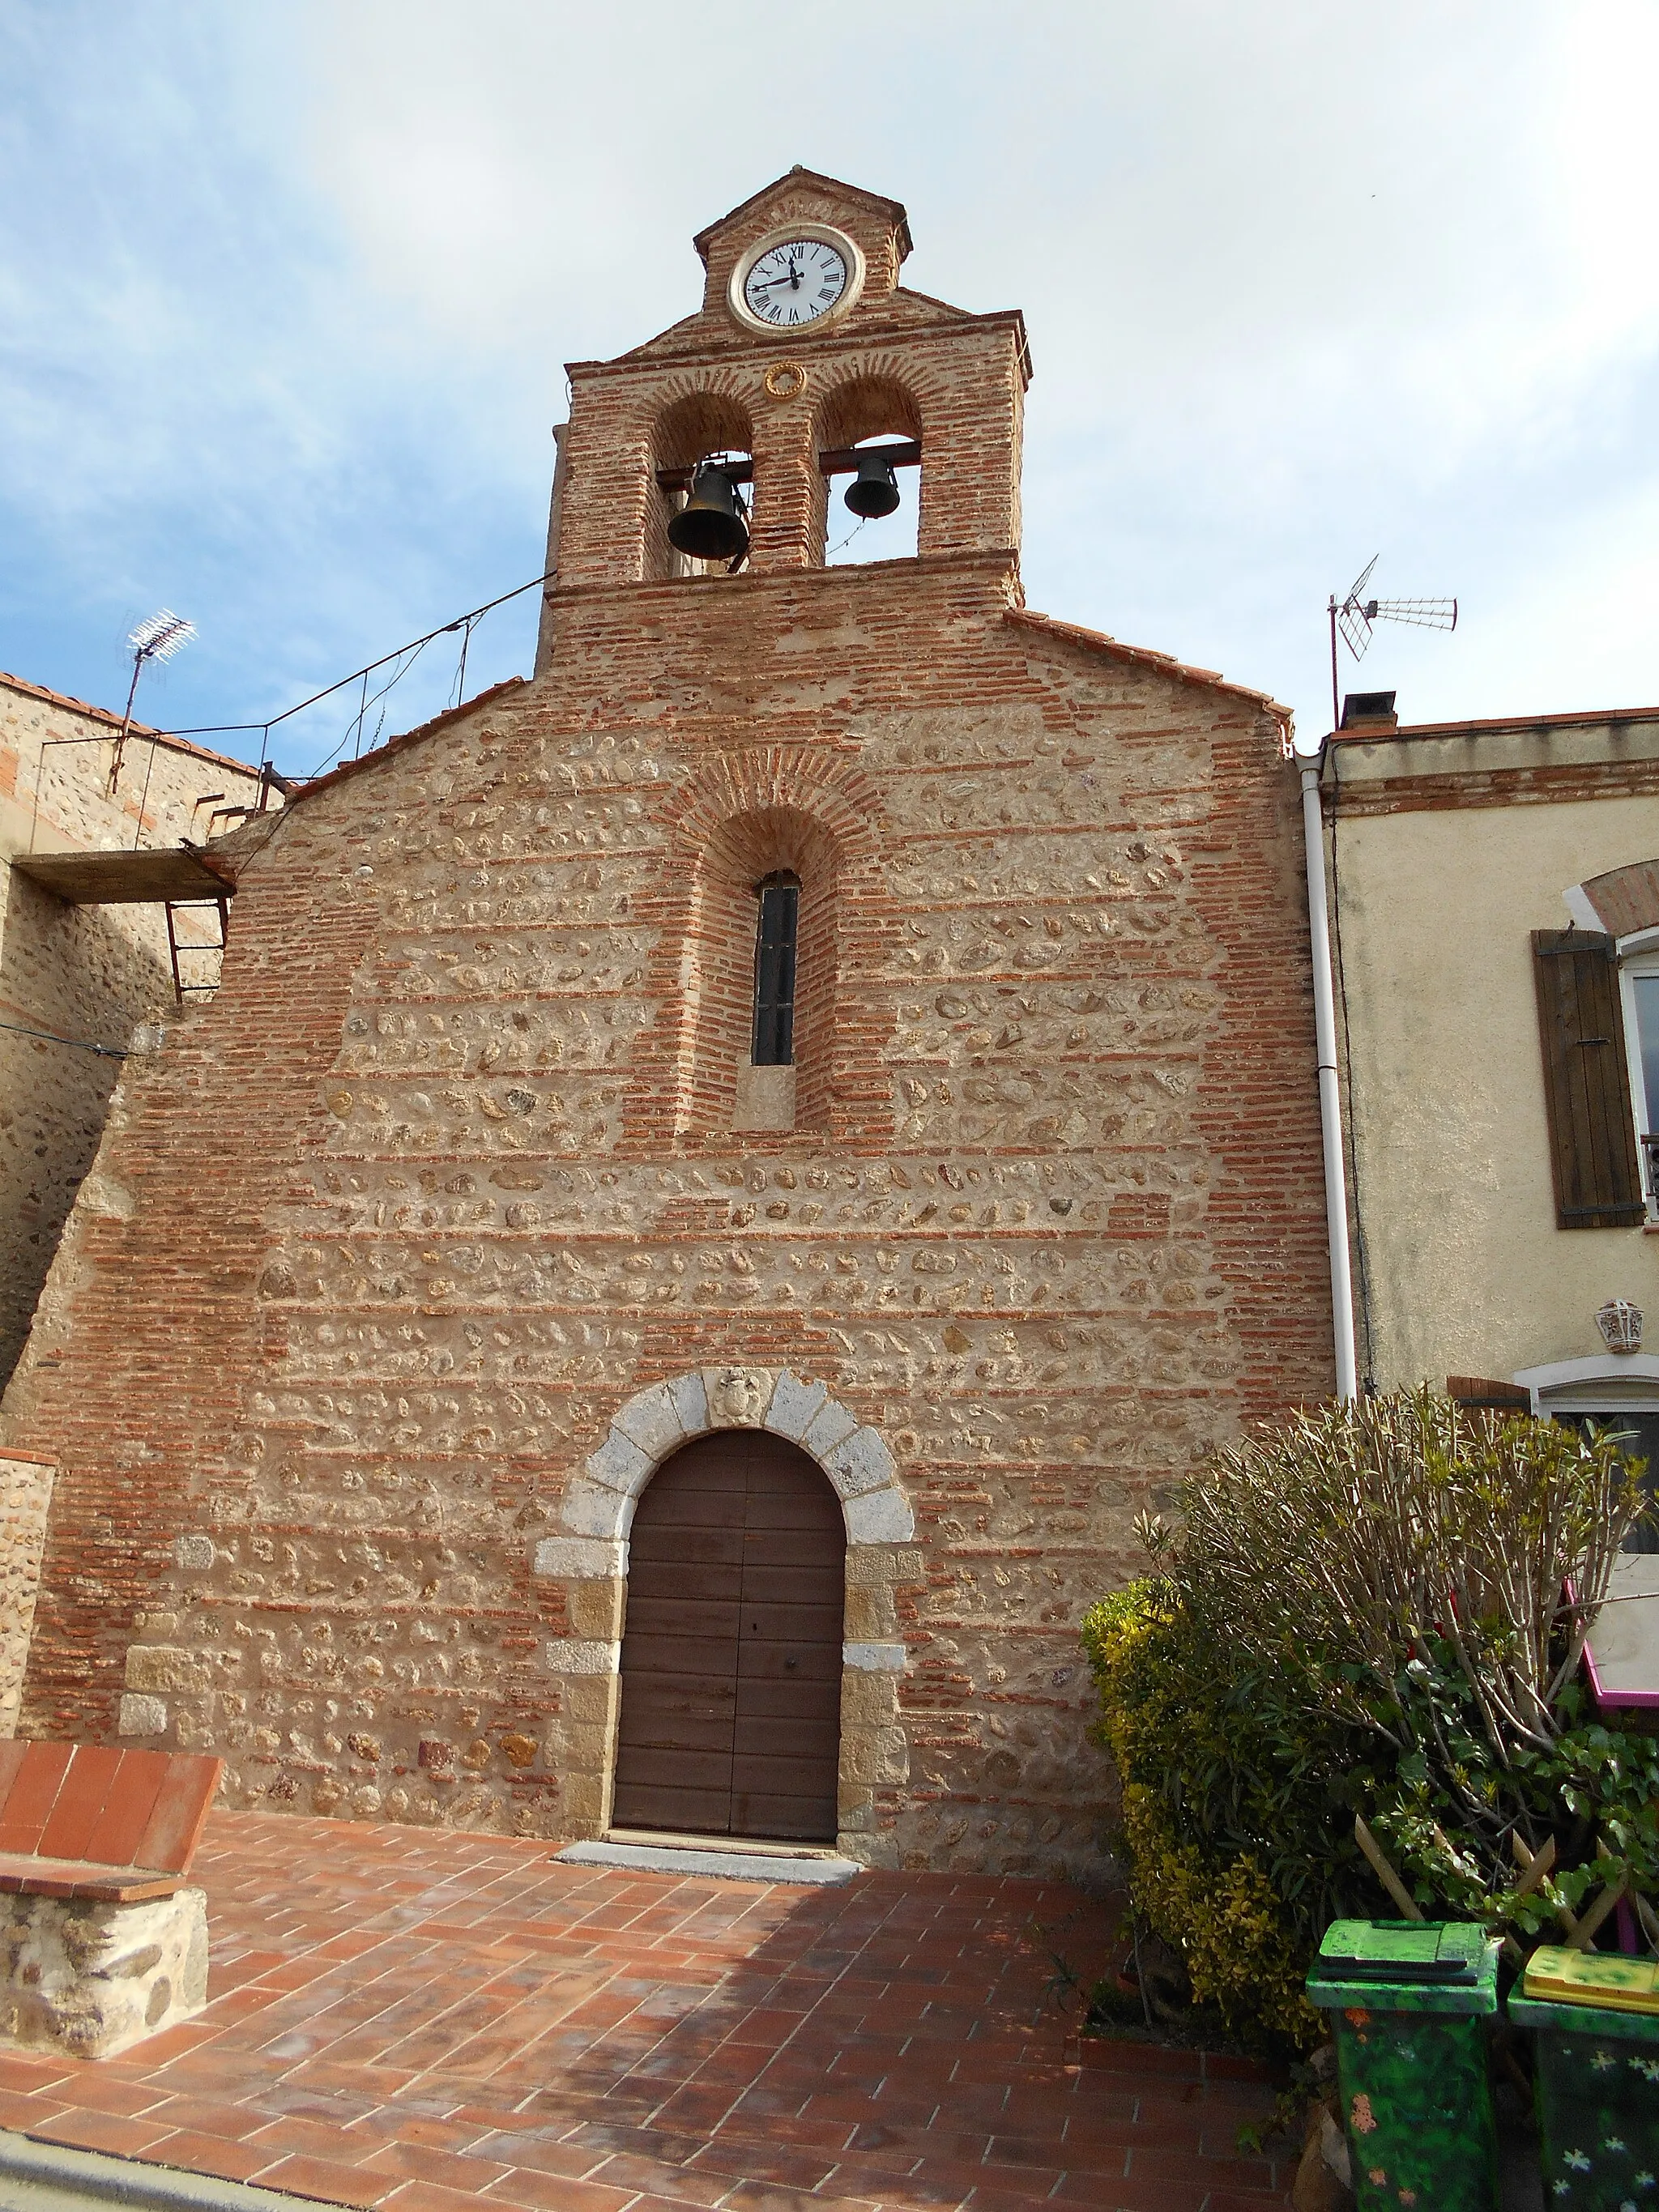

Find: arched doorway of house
612;1429;845;1843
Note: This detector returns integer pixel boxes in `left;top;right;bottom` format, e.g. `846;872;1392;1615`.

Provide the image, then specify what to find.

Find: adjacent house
1320;689;1659;1456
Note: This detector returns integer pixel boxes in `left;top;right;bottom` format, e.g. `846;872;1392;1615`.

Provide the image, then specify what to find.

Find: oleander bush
1083;1388;1657;2051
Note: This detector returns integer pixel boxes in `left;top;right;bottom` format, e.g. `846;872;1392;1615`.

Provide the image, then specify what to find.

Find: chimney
1340;690;1398;731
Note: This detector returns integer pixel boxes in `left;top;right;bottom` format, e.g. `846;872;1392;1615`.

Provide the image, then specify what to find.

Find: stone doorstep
556;1839;863;1884
0;2129;353;2212
603;1826;846;1861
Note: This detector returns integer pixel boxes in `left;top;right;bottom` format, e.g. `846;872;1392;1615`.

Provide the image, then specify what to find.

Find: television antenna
111;609;195;791
1328;556;1456;730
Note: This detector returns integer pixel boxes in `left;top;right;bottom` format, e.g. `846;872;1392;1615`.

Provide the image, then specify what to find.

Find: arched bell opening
812;373;923;569
648;390;755;581
612;1430;847;1843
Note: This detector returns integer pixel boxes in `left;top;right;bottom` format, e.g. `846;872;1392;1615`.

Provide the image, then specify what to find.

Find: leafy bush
1082;1581;1367;2046
1085;1389;1653;2048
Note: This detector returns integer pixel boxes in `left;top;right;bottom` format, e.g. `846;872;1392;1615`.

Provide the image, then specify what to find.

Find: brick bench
0;1743;222;2057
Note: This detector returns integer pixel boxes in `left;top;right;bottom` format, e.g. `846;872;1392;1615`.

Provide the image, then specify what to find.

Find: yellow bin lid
1524;1945;1659;2015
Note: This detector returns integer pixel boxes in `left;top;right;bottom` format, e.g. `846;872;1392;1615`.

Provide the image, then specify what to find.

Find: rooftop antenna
1328;557;1456;731
111;609;195;792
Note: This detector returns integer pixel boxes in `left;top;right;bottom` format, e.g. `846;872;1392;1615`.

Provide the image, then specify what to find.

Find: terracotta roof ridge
0;668;160;738
1329;705;1659;744
1004;608;1290;722
0;668;271;778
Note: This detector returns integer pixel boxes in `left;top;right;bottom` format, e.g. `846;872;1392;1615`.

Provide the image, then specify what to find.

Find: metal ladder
164;896;228;1007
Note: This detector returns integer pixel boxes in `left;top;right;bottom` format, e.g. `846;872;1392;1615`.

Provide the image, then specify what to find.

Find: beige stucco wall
1331;780;1659;1388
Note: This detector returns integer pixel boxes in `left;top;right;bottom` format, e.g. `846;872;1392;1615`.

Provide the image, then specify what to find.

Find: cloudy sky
2;2;1655;772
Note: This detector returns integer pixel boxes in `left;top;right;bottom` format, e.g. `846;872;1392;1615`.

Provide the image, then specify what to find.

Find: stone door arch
531;1366;915;1860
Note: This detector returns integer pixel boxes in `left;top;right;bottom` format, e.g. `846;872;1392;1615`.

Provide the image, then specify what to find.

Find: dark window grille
752;875;799;1067
1556;1409;1659;1553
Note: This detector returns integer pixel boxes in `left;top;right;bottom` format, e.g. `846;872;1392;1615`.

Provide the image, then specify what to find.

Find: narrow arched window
752;873;800;1066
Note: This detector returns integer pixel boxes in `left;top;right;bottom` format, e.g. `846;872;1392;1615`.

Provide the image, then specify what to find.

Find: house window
1553;1407;1659;1553
752;874;799;1067
1532;929;1645;1226
1620;948;1659;1214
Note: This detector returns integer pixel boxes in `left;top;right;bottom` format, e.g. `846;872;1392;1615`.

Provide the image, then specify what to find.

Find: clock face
740;237;851;330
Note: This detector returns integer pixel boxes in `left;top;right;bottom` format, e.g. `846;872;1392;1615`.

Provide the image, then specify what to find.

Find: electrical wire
156;565;557;762
826;516;868;559
0;1017;126;1059
304;637;433;781
448;614;479;710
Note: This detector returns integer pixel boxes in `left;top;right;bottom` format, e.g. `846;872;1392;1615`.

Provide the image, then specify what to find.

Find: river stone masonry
0;1886;209;2060
0;168;1332;1876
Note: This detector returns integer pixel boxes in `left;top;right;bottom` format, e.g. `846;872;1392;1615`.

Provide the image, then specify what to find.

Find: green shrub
1082;1579;1369;2048
1085;1390;1656;2048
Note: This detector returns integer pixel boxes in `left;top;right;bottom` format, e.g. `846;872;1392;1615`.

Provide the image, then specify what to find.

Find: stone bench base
0;1884;207;2057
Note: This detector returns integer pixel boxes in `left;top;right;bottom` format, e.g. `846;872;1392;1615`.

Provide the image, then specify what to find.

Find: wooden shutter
1532;930;1644;1228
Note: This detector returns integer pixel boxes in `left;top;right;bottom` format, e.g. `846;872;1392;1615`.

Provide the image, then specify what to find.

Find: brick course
1;171;1332;1877
0;673;274;1387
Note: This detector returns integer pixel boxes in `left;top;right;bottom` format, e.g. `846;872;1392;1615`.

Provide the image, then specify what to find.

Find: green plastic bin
1307;1920;1502;2212
1509;1946;1659;2209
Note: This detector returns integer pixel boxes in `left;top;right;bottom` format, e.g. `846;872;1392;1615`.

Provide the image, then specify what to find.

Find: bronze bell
668;462;749;563
844;451;901;519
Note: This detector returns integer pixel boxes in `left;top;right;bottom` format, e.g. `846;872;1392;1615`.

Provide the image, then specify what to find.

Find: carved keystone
702;1367;775;1427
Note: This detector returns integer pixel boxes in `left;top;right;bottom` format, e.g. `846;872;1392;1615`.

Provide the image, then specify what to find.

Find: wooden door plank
730;1438;845;1841
731;1790;838;1843
616;1428;848;1846
740;1602;845;1641
613;1434;743;1833
625;1598;742;1641
627;1560;743;1599
610;1778;734;1831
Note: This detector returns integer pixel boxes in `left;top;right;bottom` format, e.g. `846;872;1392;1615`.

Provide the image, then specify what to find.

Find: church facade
0;170;1332;1873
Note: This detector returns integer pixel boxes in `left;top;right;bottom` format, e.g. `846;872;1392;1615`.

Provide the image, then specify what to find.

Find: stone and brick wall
0;1455;53;1736
0;674;273;1388
1;172;1333;1873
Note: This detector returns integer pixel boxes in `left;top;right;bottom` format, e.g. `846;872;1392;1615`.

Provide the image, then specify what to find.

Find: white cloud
0;0;1654;764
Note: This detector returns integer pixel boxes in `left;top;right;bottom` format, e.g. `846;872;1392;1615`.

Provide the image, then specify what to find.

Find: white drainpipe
1301;761;1359;1400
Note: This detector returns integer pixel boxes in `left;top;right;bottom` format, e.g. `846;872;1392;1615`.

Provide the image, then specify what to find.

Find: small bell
844;452;902;520
667;462;749;563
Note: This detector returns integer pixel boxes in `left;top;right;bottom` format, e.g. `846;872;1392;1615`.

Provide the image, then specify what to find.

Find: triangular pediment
692;167;912;267
607;282;974;369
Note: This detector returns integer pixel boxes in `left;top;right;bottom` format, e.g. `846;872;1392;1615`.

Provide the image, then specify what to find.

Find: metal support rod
655;441;923;495
1328;597;1341;736
1303;762;1359;1401
109;654;144;795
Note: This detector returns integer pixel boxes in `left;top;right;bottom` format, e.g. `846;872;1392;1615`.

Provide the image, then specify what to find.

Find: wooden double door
612;1430;845;1843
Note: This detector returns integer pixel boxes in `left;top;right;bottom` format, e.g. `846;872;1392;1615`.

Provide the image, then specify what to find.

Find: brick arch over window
646;386;755;582
620;748;892;1149
1572;859;1659;939
810;372;925;567
531;1367;915;1856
